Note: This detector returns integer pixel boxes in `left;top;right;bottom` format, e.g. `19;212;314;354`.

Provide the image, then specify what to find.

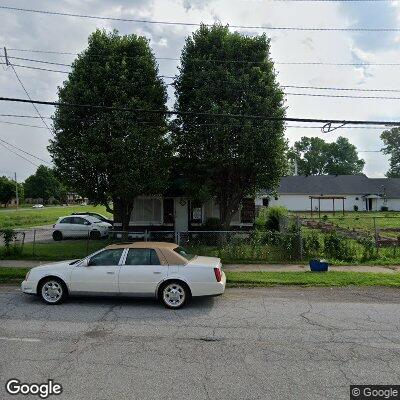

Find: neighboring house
264;175;400;212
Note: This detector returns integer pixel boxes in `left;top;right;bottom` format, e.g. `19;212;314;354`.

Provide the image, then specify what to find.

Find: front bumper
21;280;36;295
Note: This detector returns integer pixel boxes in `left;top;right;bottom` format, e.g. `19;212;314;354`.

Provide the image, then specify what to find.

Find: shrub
303;230;322;258
0;228;22;255
381;206;389;212
255;206;288;231
323;232;355;262
202;217;222;231
353;205;358;212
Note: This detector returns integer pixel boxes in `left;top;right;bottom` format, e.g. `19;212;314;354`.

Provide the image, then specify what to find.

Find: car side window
124;249;160;266
73;217;87;225
88;249;124;266
59;217;72;224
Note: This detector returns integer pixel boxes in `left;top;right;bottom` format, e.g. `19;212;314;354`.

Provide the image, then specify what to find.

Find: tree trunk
113;197;134;232
218;193;243;231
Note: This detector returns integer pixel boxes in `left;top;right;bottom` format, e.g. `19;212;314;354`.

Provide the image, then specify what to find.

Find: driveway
1;286;400;399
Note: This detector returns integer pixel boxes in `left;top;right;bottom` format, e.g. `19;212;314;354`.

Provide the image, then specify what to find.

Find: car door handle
153;271;161;275
106;271;115;275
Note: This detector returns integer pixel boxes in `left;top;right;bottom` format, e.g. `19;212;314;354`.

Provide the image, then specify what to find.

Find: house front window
132;198;162;224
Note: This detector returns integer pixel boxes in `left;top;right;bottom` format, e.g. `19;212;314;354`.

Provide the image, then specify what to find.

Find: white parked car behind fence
52;215;112;241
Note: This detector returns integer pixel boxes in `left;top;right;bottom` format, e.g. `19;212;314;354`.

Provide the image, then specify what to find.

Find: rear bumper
21;280;36;295
191;272;226;297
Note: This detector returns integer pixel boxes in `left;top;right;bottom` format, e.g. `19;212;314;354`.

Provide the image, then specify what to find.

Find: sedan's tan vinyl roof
106;241;178;250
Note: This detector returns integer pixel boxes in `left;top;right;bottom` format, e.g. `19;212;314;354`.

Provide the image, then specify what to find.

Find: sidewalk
1;259;400;273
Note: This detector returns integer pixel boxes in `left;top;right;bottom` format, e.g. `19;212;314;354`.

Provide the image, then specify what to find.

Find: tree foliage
289;136;365;175
24;165;65;204
49;30;170;228
0;176;17;207
172;24;286;228
381;127;400;178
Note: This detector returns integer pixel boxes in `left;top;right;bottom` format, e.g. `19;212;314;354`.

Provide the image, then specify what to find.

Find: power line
0;114;390;129
1;96;400;127
7;51;400;67
0;141;39;167
0;62;69;74
5;56;52;133
1;5;400;32
0;120;48;129
0;137;51;164
4;62;400;100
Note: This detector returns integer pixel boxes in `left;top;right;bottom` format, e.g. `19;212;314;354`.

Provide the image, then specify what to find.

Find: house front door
175;198;188;232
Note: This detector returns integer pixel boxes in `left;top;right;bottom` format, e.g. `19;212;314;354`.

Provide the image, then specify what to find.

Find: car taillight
214;267;222;282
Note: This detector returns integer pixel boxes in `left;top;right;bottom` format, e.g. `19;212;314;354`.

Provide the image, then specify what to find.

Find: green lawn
0;205;112;229
226;271;400;287
0;240;107;261
2;267;400;287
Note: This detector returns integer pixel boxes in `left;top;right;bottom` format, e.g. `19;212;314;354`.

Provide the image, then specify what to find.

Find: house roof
269;175;400;197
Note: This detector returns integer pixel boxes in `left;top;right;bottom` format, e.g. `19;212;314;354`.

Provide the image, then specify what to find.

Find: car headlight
25;270;31;280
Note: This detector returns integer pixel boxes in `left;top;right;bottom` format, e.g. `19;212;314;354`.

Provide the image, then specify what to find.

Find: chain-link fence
1;213;400;263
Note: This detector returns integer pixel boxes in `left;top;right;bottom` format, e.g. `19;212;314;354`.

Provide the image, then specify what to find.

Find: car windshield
174;246;196;261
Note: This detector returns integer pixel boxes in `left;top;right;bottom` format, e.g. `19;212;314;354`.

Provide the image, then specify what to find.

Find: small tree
173;24;286;229
0;176;18;207
49;30;171;229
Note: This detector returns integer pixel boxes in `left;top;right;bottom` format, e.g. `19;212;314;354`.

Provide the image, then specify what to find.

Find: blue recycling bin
309;259;329;272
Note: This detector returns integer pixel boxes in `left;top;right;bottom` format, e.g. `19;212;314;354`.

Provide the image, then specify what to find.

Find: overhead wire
1;5;400;32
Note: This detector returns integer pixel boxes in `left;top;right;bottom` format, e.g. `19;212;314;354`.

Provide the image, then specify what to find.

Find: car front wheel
39;278;67;305
52;231;63;241
161;281;188;309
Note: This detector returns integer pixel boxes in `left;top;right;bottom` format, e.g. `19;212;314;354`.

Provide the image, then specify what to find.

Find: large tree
289;136;365;175
24;165;65;204
49;30;170;229
172;24;286;228
381;127;400;178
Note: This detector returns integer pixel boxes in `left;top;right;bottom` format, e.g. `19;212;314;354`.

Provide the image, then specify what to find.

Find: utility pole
14;172;19;210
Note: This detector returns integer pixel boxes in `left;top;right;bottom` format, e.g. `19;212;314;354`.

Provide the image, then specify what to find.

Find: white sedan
21;242;226;309
52;215;112;241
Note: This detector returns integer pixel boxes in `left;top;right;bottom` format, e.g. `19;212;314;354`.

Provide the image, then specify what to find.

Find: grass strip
1;268;400;288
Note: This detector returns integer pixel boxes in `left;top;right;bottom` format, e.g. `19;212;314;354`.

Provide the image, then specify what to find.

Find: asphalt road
1;286;400;400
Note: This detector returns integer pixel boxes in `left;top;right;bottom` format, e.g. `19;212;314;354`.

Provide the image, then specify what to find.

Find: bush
0;228;22;255
381;206;389;212
303;230;322;258
323;232;355;262
202;217;222;231
353;205;358;212
255;206;288;231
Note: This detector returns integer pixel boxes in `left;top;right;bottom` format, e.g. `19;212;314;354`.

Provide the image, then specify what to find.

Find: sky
0;0;400;181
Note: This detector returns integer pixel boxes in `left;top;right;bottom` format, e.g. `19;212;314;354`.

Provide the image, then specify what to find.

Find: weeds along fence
1;213;399;263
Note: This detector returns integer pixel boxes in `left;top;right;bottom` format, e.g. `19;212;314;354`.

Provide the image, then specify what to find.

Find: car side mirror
80;259;89;267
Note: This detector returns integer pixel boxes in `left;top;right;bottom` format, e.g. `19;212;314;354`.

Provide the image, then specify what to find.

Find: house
265;175;400;212
114;174;400;231
113;196;255;231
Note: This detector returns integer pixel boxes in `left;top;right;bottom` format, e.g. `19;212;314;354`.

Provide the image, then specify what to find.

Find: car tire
89;230;101;240
39;278;67;305
52;231;63;241
160;281;189;309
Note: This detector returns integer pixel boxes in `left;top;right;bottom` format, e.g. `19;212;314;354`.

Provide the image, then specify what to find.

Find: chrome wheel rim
42;281;62;303
163;283;185;308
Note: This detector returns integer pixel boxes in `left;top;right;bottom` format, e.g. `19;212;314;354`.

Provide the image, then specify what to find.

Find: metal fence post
86;230;90;256
145;230;148;242
32;229;36;257
296;217;303;260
